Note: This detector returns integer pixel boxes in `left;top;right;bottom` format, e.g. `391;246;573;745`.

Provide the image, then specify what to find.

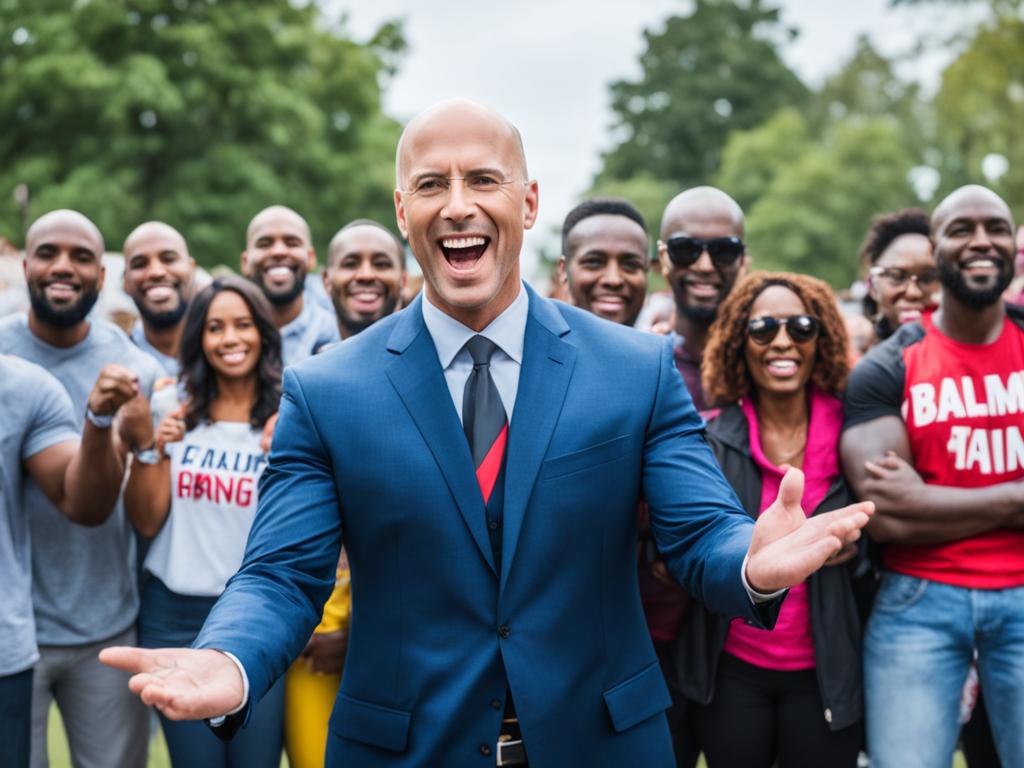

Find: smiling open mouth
440;236;489;270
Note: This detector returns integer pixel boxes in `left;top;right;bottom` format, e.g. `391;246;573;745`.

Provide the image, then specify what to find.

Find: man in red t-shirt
842;185;1024;767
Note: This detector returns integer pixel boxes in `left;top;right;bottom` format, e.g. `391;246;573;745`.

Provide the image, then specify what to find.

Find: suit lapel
385;298;497;576
500;290;576;590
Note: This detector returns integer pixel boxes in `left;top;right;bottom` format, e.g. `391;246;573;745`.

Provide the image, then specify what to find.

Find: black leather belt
496;737;527;766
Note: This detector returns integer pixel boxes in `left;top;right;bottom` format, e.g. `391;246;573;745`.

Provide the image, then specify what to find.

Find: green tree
594;0;808;190
932;12;1024;219
0;0;405;268
741;116;920;287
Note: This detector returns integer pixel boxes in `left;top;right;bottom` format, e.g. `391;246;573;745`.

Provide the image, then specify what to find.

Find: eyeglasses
747;315;820;345
868;266;940;288
404;173;525;199
664;235;745;268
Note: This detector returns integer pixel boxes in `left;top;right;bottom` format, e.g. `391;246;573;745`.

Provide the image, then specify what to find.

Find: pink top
721;386;844;671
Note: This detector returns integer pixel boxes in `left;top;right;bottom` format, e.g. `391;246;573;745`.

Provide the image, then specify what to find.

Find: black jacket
671;404;864;731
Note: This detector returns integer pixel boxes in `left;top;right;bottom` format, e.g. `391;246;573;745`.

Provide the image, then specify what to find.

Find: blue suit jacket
195;285;765;767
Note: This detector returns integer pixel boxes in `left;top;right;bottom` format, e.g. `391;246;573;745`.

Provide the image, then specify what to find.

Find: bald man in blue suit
103;100;871;768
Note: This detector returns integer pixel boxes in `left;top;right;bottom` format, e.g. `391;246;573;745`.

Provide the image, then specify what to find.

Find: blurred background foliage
589;0;1024;288
0;0;404;268
0;0;1022;287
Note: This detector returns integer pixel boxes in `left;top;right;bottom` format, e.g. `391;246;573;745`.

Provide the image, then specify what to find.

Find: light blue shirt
421;284;527;425
280;300;341;369
131;323;179;378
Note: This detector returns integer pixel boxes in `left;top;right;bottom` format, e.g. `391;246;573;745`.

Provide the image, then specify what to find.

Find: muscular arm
24;421;126;526
840;415;1023;544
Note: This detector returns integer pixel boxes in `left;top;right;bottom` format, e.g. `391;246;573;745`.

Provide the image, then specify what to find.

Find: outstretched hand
99;646;245;721
745;467;873;594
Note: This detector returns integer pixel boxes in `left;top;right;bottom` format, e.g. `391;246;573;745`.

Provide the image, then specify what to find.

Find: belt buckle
496;737;526;767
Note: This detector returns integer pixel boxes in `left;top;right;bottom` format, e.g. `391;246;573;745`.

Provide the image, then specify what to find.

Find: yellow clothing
284;558;350;768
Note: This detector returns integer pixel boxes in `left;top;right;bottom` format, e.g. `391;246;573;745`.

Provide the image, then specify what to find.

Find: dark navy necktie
462;335;508;505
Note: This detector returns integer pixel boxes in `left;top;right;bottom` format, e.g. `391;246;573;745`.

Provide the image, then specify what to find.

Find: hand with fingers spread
745;467;873;594
99;646;245;721
87;363;141;418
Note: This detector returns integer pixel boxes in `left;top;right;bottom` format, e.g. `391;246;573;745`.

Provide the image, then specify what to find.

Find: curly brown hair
701;271;850;406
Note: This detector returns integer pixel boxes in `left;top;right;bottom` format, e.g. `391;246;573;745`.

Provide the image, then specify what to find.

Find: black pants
693;653;862;768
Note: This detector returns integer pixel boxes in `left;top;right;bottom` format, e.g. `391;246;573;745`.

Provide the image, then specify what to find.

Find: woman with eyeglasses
675;272;864;767
123;277;285;768
860;208;937;343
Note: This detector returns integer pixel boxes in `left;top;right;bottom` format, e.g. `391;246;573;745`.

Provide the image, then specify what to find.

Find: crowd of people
1;96;1021;768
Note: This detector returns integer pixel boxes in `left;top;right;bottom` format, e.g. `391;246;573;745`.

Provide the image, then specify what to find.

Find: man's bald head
931;184;1014;234
660;186;745;240
123;221;188;257
26;209;104;255
245;205;312;246
395;99;528;188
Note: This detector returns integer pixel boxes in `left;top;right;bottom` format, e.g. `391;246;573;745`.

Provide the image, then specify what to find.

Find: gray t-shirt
0;356;79;674
0;315;163;645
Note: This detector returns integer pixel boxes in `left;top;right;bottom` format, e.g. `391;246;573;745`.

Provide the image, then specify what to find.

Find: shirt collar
280;300;311;338
421;282;529;369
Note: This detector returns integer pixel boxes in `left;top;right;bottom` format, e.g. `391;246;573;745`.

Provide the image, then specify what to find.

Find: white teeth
767;360;798;373
221;351;246;364
146;286;174;301
267;266;293;277
441;236;486;249
965;259;995;268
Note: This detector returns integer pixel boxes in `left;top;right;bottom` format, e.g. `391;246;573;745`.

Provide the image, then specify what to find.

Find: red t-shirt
845;309;1024;588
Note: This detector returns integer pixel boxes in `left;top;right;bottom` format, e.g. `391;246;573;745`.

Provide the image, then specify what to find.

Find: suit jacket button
480;744;492;756
824;708;832;723
499;625;510;639
491;698;502;710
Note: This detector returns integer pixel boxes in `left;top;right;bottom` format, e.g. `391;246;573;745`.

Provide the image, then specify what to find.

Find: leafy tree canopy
595;0;808;190
0;0;406;268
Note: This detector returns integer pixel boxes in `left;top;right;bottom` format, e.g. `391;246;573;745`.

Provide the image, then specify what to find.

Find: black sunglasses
747;315;820;345
664;235;745;267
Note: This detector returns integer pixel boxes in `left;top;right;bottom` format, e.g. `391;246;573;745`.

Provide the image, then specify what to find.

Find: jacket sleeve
642;337;773;625
193;367;342;722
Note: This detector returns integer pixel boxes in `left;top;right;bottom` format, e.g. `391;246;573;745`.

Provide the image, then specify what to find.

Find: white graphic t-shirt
144;421;267;596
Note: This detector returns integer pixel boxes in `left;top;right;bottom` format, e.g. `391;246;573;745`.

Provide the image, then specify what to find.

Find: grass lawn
45;703;969;768
46;704;289;767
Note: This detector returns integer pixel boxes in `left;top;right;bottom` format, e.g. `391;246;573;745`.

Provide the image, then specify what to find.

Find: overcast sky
323;0;980;275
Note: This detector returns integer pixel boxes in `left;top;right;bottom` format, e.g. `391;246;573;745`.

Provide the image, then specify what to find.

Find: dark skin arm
840;415;1024;544
123;404;182;538
24;365;140;525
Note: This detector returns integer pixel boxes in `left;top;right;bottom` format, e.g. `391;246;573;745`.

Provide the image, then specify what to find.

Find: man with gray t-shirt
0;355;141;768
0;210;163;768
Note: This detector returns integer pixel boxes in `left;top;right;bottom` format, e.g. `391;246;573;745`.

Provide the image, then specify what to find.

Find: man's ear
556;256;568;286
240;250;251;277
307;247;317;272
657;242;671;278
97;262;106;293
522;180;540;230
394;189;409;239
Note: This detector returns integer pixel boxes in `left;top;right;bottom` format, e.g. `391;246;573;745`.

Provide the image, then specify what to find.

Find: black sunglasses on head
747;315;820;345
664;235;745;267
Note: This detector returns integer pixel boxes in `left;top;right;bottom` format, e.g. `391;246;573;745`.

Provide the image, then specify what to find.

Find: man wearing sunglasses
842;185;1024;767
657;187;749;411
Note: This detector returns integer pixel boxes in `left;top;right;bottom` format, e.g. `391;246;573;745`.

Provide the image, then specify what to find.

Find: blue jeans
864;572;1024;767
138;577;284;768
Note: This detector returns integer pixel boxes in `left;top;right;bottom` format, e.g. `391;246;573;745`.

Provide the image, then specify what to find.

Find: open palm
99;646;245;720
745;467;873;594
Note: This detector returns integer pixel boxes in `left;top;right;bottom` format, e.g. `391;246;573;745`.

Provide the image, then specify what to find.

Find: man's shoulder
89;319;165;385
289;308;404;385
551;299;666;357
0;312;29;349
